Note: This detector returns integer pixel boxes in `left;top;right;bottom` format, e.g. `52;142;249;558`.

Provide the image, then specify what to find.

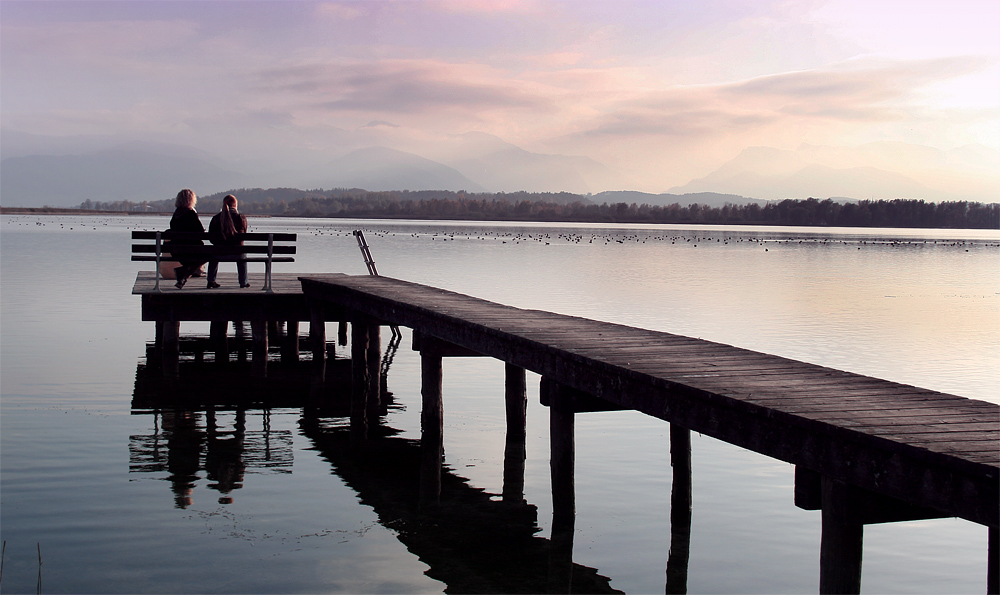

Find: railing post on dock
503;363;527;503
820;476;864;594
666;424;692;594
350;319;370;445
420;350;444;507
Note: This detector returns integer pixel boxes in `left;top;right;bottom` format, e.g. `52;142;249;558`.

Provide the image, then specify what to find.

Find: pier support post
366;323;381;419
210;320;229;364
548;379;575;520
282;320;299;363
351;320;370;444
666;423;692;594
235;320;247;363
309;304;326;363
989;526;998;595
250;320;268;377
162;321;180;377
309;305;327;397
420;351;444;507
547;511;576;594
820;476;864;594
503;363;527;503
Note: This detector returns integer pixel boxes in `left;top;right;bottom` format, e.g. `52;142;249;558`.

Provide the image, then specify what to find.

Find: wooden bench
132;231;296;292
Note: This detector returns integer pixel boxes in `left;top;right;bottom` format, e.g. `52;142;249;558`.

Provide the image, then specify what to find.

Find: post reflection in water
130;406;293;508
128;332;709;594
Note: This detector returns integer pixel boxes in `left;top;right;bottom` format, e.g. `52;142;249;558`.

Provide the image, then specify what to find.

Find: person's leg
237;258;248;287
207;260;219;284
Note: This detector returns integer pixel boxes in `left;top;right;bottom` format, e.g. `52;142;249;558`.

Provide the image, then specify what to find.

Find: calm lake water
1;213;997;594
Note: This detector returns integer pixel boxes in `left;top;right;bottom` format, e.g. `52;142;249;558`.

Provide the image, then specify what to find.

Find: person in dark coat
206;194;249;289
168;188;206;289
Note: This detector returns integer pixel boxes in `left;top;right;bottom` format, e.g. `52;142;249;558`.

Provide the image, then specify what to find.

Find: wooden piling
351;320;370;444
210;320;229;364
503;363;527;503
666;423;692;594
548;379;575;520
420;351;444;506
820;476;864;594
282;320;299;363
161;321;180;377
547;512;576;594
989;525;998;595
366;323;381;417
250;320;268;377
309;303;326;363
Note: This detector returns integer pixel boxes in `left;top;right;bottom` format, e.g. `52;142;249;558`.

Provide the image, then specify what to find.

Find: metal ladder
353;230;403;363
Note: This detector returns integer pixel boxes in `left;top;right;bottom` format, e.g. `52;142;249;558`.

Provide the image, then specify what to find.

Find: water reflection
299;411;620;594
129;406;293;508
129;341;623;593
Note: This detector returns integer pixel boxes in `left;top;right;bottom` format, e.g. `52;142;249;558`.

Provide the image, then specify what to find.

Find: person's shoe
207;282;221;289
240;283;251;288
174;267;188;289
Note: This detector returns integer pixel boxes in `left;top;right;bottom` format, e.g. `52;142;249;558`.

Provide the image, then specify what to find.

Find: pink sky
2;0;998;192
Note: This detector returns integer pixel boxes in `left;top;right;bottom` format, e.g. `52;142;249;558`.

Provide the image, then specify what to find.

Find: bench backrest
131;231;297;256
131;231;297;291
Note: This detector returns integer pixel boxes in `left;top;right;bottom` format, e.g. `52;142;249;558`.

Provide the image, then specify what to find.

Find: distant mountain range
1;128;996;208
668;143;1000;203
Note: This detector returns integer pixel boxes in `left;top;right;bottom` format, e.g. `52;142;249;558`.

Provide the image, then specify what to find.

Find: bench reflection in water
128;345;624;594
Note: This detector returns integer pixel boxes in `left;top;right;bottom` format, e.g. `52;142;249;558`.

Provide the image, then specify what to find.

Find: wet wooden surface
299;274;999;528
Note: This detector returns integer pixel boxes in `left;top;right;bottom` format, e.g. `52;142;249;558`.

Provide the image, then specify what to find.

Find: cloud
428;0;546;15
254;60;554;115
315;2;364;20
1;19;199;58
571;57;995;143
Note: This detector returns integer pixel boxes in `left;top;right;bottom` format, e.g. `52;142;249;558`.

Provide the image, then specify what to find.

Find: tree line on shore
77;188;1000;229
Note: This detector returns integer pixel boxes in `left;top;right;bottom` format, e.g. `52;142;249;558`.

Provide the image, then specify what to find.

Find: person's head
175;189;197;209
222;194;237;210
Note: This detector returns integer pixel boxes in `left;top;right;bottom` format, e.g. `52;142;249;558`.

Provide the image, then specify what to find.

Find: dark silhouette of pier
132;271;999;593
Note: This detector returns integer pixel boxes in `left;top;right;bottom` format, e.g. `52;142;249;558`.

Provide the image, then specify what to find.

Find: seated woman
206;194;249;289
168;188;207;289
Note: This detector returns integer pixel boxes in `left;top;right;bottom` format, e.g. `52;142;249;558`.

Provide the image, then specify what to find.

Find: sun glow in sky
1;0;998;193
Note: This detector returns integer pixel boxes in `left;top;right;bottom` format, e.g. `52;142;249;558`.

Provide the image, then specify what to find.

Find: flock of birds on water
4;215;998;250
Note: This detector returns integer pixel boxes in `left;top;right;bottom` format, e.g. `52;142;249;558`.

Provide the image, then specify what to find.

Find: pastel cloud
1;0;997;192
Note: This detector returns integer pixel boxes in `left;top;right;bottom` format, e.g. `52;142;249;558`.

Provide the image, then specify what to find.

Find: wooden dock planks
299;274;999;528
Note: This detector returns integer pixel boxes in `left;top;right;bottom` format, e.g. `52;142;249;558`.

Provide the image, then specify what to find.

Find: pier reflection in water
129;335;634;594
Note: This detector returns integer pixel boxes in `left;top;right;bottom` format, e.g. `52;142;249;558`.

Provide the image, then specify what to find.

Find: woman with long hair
206;194;249;288
168;188;206;289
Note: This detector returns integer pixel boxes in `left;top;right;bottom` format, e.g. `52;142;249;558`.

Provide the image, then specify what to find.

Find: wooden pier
134;270;999;593
133;271;344;376
298;274;999;594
